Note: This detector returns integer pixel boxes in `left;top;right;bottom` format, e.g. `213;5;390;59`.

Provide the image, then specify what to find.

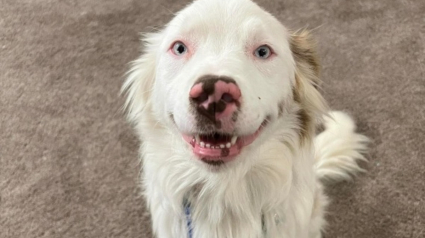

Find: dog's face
155;0;295;163
124;0;326;167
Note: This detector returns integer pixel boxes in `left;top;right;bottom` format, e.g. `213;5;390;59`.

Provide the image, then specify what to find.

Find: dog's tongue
192;143;240;161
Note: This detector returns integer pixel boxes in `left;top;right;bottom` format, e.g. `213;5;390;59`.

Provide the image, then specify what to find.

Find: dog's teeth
226;143;231;148
206;144;211;148
220;144;225;149
200;142;205;148
195;135;200;143
215;146;219;149
231;136;237;145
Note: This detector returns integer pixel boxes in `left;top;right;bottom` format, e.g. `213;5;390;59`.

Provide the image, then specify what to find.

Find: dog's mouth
182;120;268;165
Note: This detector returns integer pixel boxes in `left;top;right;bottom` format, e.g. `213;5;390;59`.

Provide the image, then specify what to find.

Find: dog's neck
178;138;315;238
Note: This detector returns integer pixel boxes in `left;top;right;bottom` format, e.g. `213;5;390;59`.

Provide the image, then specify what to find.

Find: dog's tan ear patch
290;30;321;82
290;30;328;141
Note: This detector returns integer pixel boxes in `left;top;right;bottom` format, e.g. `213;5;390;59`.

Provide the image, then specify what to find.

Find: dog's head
123;0;326;167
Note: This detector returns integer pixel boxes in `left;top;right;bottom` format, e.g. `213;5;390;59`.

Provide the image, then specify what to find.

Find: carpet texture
1;0;424;237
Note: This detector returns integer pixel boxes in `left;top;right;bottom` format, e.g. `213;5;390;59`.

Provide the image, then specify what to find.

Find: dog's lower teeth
194;135;237;149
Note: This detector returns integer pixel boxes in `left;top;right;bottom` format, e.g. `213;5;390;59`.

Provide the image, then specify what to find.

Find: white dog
122;0;368;237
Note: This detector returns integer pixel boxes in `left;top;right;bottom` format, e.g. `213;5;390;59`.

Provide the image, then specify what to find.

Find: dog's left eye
172;41;187;55
254;45;272;59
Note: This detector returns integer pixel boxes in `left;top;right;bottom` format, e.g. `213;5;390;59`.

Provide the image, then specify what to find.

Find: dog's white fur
122;0;368;237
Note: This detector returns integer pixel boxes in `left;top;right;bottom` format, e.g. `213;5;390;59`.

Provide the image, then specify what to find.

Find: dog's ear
290;29;328;121
122;32;163;123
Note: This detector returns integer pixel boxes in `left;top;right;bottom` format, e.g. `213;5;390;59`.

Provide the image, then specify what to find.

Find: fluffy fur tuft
314;111;369;182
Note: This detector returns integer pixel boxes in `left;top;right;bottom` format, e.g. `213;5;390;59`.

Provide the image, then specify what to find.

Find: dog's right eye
254;45;272;59
172;41;187;55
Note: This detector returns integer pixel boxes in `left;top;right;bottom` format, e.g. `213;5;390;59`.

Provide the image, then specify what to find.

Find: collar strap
184;199;193;238
183;200;269;238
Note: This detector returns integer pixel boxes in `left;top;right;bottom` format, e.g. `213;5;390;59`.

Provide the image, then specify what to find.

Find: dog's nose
189;75;241;123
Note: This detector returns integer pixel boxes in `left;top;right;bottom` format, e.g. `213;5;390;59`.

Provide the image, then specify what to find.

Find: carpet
1;0;424;237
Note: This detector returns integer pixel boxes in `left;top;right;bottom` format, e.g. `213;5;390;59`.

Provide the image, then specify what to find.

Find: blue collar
184;199;193;238
184;200;268;238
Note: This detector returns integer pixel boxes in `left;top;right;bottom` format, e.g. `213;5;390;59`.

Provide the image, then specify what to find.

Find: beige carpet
1;0;424;237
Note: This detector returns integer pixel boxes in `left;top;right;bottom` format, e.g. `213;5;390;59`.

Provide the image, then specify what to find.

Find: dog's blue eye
172;42;187;55
254;45;272;59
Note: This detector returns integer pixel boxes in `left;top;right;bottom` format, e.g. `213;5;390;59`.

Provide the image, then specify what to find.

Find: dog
122;0;369;237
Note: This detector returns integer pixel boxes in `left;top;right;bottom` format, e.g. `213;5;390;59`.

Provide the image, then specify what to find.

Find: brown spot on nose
197;75;237;96
201;78;217;96
197;102;224;128
216;101;226;113
190;75;240;129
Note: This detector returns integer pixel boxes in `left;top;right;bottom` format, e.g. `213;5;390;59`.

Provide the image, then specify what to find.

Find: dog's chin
181;119;268;166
